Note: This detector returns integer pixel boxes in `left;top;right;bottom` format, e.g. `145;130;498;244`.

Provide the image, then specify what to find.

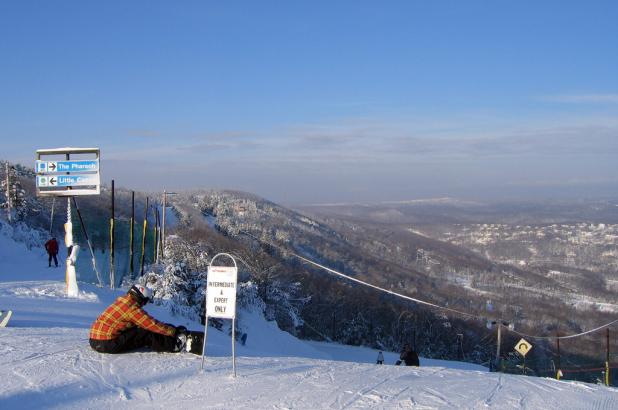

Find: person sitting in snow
44;237;59;268
396;344;420;366
89;284;191;354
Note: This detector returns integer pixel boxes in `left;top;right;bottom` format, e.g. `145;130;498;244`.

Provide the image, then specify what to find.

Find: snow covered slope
1;224;617;409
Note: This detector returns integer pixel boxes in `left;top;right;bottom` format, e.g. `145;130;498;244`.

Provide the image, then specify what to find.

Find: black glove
175;325;188;336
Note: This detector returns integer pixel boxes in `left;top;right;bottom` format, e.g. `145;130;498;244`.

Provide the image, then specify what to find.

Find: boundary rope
509;319;618;340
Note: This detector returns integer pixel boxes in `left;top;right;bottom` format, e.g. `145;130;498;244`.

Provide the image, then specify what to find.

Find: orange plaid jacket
89;294;176;340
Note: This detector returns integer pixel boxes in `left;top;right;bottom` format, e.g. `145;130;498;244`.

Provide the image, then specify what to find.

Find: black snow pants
89;326;178;354
48;253;58;267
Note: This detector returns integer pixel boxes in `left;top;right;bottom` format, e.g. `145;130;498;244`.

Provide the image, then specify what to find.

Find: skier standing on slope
376;351;384;364
44;237;59;268
89;285;193;354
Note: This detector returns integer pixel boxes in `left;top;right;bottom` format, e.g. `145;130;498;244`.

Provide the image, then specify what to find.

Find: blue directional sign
36;160;99;174
38;174;99;188
54;175;98;187
35;147;101;197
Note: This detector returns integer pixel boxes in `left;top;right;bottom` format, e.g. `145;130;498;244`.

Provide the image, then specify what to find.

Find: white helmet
128;284;153;304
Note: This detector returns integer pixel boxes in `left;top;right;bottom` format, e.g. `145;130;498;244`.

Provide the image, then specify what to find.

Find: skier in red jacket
44;237;59;267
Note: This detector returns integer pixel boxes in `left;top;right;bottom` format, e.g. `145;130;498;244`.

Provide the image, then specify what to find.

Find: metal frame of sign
201;253;238;377
35;147;101;197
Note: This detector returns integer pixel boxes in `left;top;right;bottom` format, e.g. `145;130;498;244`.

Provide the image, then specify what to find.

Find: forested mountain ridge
2;160;615;381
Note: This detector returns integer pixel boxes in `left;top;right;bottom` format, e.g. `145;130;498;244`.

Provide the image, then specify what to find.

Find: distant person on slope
376;351;384;364
396;344;420;366
44;237;59;268
89;285;191;354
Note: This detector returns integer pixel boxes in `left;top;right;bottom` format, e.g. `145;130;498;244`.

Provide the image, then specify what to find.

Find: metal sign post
201;253;238;377
36;148;101;297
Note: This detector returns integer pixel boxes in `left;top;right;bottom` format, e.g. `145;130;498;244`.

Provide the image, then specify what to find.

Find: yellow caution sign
514;338;532;357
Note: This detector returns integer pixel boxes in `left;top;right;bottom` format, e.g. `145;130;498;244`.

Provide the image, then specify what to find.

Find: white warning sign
206;266;238;319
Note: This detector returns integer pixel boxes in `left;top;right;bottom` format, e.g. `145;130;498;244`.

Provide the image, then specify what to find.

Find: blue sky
1;1;617;204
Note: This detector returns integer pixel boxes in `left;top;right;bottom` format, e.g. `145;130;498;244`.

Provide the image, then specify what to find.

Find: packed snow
1;224;617;409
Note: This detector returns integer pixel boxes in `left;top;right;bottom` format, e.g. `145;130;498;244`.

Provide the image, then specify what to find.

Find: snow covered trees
136;231;308;338
1;161;38;223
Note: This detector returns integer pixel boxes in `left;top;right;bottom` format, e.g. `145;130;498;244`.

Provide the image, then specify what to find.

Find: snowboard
185;330;205;355
0;310;12;327
182;330;247;355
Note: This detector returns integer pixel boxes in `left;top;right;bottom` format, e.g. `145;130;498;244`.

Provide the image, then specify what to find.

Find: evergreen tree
1;162;39;222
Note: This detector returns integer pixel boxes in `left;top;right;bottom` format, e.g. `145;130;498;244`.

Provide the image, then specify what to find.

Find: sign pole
64;151;79;297
201;306;209;370
496;323;502;372
232;317;237;377
49;198;55;235
65;196;79;297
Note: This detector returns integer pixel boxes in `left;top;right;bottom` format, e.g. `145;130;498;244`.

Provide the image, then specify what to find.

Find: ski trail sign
201;253;238;376
35;148;101;197
514;338;532;357
206;266;238;319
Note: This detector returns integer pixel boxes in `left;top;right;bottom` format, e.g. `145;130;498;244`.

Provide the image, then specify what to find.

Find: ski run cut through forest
1;220;618;409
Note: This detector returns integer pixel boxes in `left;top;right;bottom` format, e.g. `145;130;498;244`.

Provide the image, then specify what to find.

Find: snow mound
0;281;98;301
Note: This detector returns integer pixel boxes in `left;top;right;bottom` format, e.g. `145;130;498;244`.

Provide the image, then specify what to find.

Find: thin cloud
190;131;254;141
385;128;618;158
539;94;618;103
176;143;234;152
506;177;618;187
126;129;162;138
